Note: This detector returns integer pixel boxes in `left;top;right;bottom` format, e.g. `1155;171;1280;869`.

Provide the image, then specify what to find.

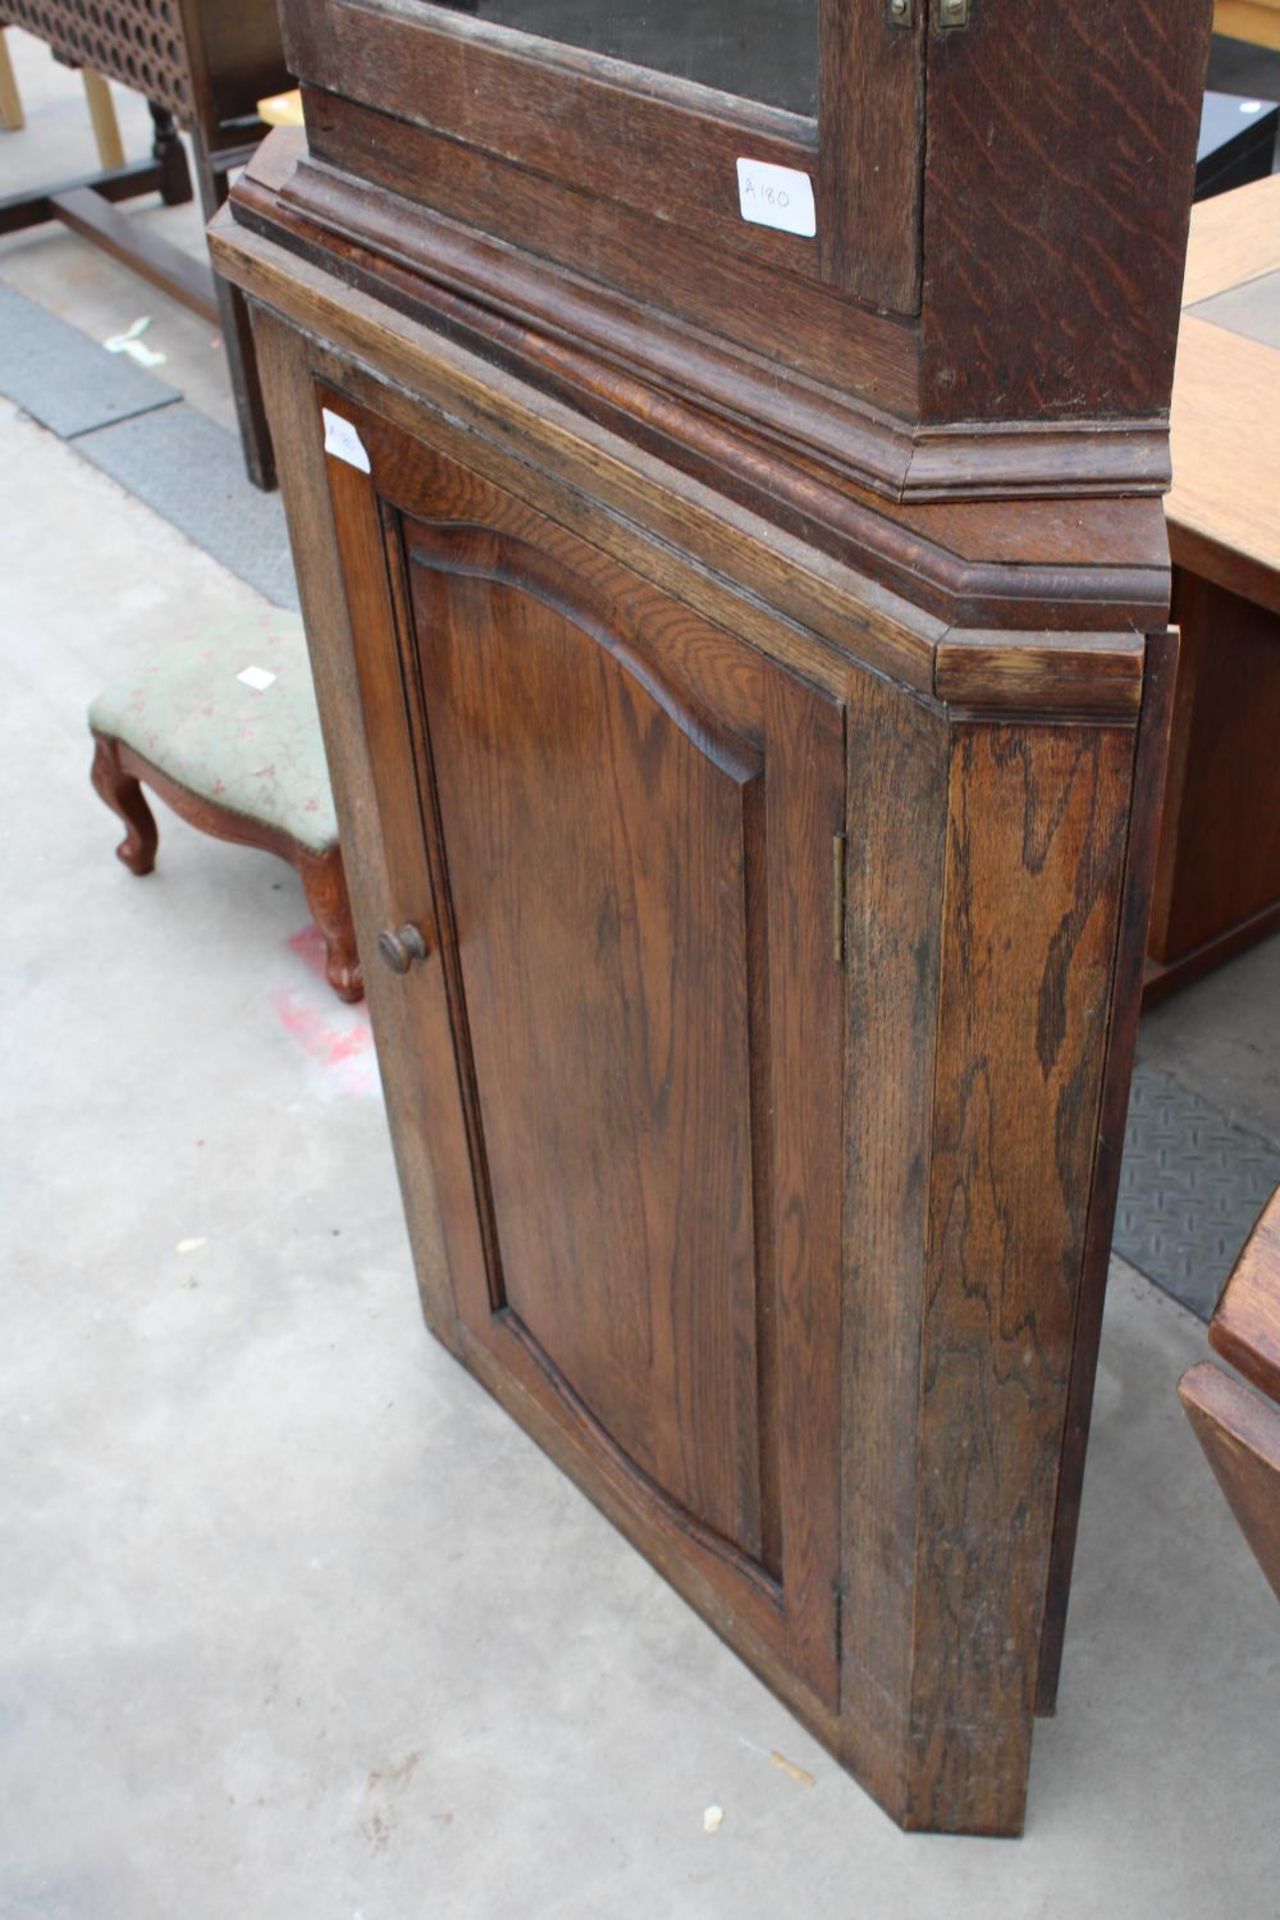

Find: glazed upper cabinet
278;0;1208;463
214;0;1213;1841
282;0;923;314
321;396;847;1707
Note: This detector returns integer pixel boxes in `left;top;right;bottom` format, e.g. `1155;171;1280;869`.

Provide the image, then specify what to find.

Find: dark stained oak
908;720;1134;1831
318;399;847;1708
408;517;771;1560
226;338;1159;1831
270;0;1210;495
214;0;1211;1837
1035;629;1181;1714
839;671;950;1813
920;0;1212;424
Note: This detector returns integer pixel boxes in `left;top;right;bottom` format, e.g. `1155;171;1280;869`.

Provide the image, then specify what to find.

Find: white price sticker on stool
237;666;276;691
322;407;371;474
736;158;816;238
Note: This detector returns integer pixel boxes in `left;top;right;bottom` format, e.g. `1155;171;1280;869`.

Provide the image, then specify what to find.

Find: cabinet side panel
840;672;950;1818
908;719;1134;1834
249;310;459;1340
1037;628;1179;1712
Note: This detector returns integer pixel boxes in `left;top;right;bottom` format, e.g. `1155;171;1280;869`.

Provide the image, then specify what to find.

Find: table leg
192;133;276;492
81;68;124;171
0;28;23;132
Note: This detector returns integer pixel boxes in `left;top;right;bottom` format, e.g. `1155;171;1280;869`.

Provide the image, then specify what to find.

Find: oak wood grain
235;289;1179;1834
220;0;1211;1827
763;665;846;1709
314;379;849;1707
287;111;919;439
408;517;769;1558
921;0;1212;424
219;162;1174;648
910;720;1134;1831
934;630;1144;717
1036;628;1179;1713
840;671;949;1817
240;117;1178;511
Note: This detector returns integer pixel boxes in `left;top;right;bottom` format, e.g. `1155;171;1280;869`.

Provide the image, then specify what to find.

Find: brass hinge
832;833;847;967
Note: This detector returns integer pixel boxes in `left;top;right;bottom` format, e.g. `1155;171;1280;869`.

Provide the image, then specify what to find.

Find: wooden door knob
377;921;431;974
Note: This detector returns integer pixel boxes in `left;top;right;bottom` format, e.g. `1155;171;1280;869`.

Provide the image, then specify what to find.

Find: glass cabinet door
440;0;820;117
293;0;927;317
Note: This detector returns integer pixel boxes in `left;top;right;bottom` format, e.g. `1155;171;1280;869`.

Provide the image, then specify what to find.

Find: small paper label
237;665;276;691
322;407;371;474
736;158;816;239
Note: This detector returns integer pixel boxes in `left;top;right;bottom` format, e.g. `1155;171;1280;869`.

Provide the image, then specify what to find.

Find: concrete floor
2;28;1280;1920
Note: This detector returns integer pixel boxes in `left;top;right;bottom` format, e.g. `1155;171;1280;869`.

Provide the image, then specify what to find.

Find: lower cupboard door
326;409;846;1711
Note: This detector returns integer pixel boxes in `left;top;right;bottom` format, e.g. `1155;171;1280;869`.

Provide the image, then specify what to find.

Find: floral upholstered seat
88;607;362;1003
89;606;338;854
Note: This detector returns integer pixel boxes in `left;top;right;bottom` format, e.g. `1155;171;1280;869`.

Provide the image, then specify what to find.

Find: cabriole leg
90;734;158;875
299;846;363;1004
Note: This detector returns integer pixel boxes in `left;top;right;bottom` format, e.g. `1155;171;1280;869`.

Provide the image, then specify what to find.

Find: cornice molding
215;135;1172;703
256;148;1171;511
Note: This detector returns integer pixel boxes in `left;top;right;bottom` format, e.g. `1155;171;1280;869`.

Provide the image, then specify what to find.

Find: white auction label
322;406;371;474
236;665;276;691
735;158;816;239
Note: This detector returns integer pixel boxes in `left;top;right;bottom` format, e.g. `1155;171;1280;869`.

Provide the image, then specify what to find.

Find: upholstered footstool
88;608;363;1003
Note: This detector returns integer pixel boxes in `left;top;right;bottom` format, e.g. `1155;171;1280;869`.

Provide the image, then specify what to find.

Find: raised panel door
319;389;847;1708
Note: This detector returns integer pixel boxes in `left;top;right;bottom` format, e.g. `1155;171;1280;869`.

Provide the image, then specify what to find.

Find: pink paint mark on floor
271;987;376;1096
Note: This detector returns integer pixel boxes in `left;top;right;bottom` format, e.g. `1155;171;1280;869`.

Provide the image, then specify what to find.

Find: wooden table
1149;174;1280;998
1214;0;1280;47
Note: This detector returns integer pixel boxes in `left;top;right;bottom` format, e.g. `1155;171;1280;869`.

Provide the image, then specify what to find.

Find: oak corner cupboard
211;0;1214;1836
